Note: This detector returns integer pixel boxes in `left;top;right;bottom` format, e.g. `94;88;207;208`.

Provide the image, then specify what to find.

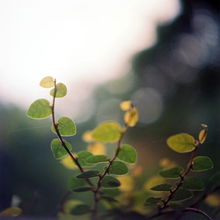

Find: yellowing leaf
60;155;77;170
117;175;134;191
144;176;165;193
124;107;138;127
82;131;94;143
205;194;220;207
87;142;106;155
120;100;132;111
0;207;22;217
198;129;207;144
159;158;176;169
40;76;54;88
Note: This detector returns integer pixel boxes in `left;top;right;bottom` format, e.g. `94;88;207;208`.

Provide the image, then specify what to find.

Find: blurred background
0;0;220;218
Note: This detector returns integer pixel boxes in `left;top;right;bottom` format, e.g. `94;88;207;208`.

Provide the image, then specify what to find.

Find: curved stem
184;208;213;220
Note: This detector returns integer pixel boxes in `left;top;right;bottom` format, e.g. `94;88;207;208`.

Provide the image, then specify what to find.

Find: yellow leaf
82;131;94;143
87;142;106;155
0;207;22;217
124;107;139;127
133;165;143;177
159;158;176;169
120;100;132;111
144;176;165;193
40;76;54;88
117;175;134;191
198;129;207;144
60;155;77;170
205;194;220;207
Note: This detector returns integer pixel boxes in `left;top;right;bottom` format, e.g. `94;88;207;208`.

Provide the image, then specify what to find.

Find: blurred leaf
60;155;77;170
145;197;161;206
0;207;22;217
167;133;196;153
159;158;176;169
171;188;193;201
124;107;138;127
51;117;76;136
50;82;67;98
77;170;100;179
150;184;172;192
102;176;121;188
70;204;90;215
73;187;93;192
77;151;93;167
92;121;122;142
101;188;121;197
117;144;137;163
117;175;134;191
183;177;205;191
51;138;72;160
87;142;106;155
109;161;128;175
205;194;220;207
40;76;54;88
120;100;132;111
86;155;109;164
101;196;118;203
63;200;82;214
159;166;184;179
192;156;214;171
82;131;94;142
69;176;85;190
27;99;51;119
144;176;166;192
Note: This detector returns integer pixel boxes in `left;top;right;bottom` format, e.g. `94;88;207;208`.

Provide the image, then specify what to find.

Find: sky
0;0;181;120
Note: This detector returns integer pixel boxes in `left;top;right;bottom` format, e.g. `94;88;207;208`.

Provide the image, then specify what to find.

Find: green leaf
102;176;121;188
50;82;67;98
109;161;128;175
92;121;122;142
77;170;100;179
183;177;205;191
101;188;121;197
69;176;85;190
167;133;196;153
151;184;172;192
159;166;184;179
27;99;51;119
40;76;54;88
51;117;76;136
70;204;90;215
145;197;161;206
192;156;214;172
86;155;109;164
171;188;193;201
73;187;93;192
117;144;137;163
101;196;118;203
77;151;93;167
51;138;72;159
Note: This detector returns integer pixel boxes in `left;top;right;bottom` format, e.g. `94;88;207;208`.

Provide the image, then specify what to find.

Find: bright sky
0;0;180;115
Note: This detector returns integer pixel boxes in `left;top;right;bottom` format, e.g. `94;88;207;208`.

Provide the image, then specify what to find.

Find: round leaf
51;138;72;160
109;161;128;175
117;144;137;163
183;177;205;191
92;121;122;142
50;82;67;98
40;76;54;88
27;99;51;119
167;133;196;153
102;176;121;188
51;117;76;136
77;170;100;179
69;176;85;190
159;166;184;179
171;188;193;201
145;197;162;206
86;155;109;164
124;107;139;127
77;151;93;167
150;184;172;192
192;156;214;171
70;204;90;215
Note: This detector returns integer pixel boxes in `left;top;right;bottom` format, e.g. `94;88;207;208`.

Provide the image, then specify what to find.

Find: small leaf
0;207;22;217
145;197;161;206
198;129;207;144
40;76;54;88
69;176;85;190
92;121;122;142
101;188;121;197
150;184;172;192
50;82;67;98
120;100;132;111
77;151;93;167
51;138;72;160
167;133;196;153
183;177;205;191
87;142;106;155
124;107;139;127
117;144;137;163
86;155;109;164
171;188;193;201
117;175;134;191
192;156;214;171
109;161;128;175
27;99;51;119
159;166;184;179
51;117;76;136
77;170;100;179
71;204;90;215
205;194;220;207
102;176;121;188
60;155;77;170
101;196;118;203
73;187;93;192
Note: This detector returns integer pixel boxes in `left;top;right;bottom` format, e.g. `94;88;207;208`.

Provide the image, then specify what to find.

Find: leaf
183;177;205;191
0;207;22;217
117;175;134;191
60;155;77;170
77;151;93;167
50;82;67;98
51;138;72;160
159;166;184;179
69;176;85;190
73;187;93;192
51;117;76;136
40;76;54;88
87;142;106;155
62;200;83;214
77;170;100;179
120;100;132;111
92;121;122;142
205;194;220;207
124;107;139;127
101;188;121;197
109;161;128;175
150;184;172;192
70;204;90;215
102;176;121;188
192;156;214;171
86;155;109;164
27;99;51;119
117;144;137;163
198;129;207;144
101;196;118;203
145;197;162;206
167;133;196;153
144;176;166;192
171;188;193;201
